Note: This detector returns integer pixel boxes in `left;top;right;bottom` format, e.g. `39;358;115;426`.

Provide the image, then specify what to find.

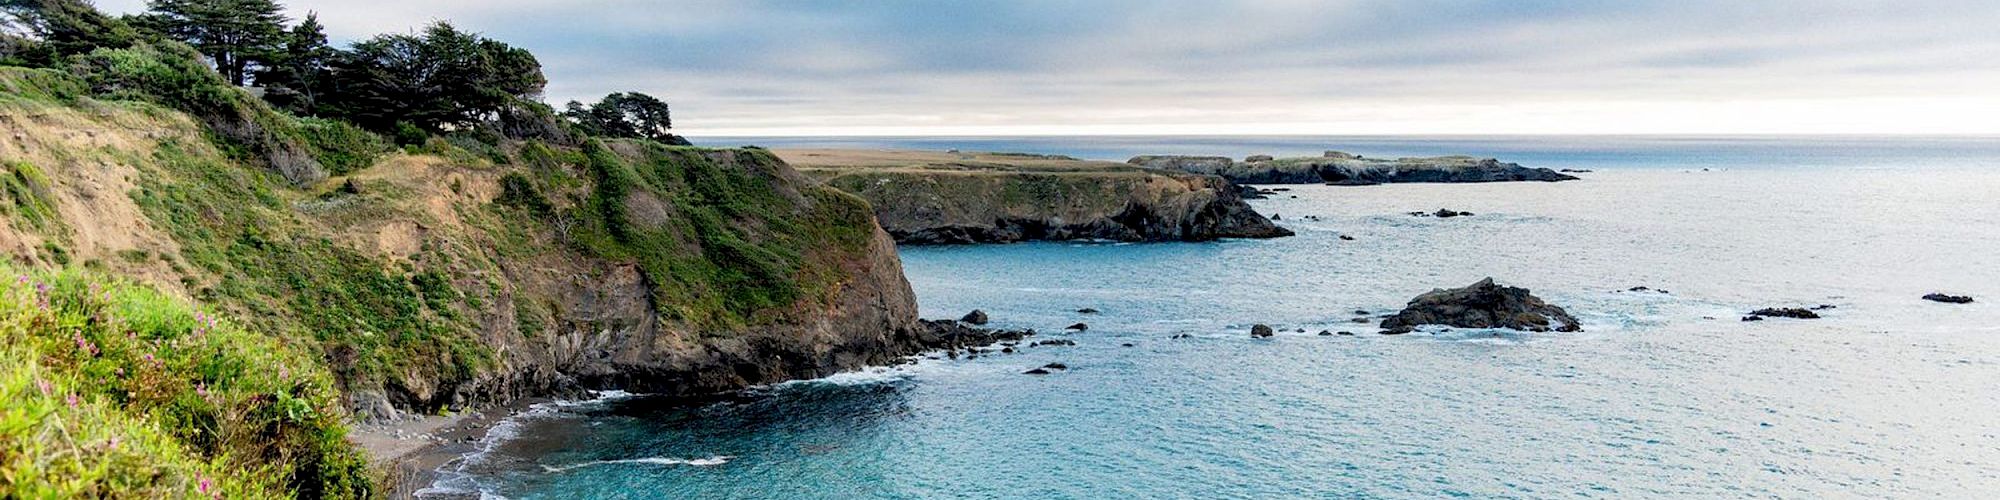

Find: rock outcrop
1130;152;1577;185
1380;278;1581;334
1748;308;1820;319
786;149;1292;245
1923;293;1974;304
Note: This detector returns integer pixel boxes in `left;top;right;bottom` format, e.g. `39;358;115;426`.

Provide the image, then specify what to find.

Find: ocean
422;136;2000;498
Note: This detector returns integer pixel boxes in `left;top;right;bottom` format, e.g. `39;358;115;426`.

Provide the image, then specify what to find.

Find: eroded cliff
0;66;926;427
783;149;1292;244
1131;151;1578;185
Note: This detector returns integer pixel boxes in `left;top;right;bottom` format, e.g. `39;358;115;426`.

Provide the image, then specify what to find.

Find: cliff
1130;151;1578;185
0;63;926;495
782;149;1292;244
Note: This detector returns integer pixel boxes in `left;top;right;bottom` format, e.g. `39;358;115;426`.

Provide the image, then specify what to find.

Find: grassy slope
1;47;887;498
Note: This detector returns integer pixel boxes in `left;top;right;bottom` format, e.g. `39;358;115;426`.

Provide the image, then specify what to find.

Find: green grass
127;137;489;399
0;266;368;498
560;140;873;328
0;161;60;233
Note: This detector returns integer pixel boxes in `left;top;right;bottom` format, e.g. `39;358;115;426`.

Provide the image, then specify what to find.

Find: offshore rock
1381;278;1582;334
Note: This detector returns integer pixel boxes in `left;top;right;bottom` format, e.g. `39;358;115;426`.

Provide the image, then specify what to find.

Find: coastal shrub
0;67;86;104
496;172;553;216
0;266;370;498
0;161;59;232
296;118;389;176
70;42;326;185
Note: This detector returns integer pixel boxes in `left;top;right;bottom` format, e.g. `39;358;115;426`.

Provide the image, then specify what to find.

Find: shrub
0;266;371;498
296;118;388;176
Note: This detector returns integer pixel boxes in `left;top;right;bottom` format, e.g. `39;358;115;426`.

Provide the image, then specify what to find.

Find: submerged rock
1042;363;1069;371
1066;323;1089;331
1023;368;1052;375
1748;308;1820;319
1251;324;1275;338
1380;278;1582;334
960;309;989;325
1923;293;1975;304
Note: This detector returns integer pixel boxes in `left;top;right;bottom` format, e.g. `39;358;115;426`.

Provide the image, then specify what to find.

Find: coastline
356;399;547;498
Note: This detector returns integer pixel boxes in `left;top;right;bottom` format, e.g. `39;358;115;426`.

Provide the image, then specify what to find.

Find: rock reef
1381;278;1581;334
1130;151;1577;185
784;149;1292;244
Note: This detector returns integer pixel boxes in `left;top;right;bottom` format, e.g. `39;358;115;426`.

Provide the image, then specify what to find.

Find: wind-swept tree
137;0;287;85
252;11;329;114
320;22;545;132
1;0;139;66
564;92;684;144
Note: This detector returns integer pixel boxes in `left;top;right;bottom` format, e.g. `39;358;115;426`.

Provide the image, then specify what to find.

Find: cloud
89;0;2000;134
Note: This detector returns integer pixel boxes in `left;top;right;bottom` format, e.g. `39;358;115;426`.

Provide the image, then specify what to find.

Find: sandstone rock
1380;278;1581;334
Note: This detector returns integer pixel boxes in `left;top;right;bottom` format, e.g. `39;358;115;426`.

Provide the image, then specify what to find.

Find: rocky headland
1130;151;1578;185
782;149;1292;244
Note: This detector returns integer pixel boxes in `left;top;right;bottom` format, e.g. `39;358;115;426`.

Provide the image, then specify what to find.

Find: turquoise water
425;137;2000;498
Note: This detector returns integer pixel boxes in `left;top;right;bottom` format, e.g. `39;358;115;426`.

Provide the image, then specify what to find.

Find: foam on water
541;456;734;473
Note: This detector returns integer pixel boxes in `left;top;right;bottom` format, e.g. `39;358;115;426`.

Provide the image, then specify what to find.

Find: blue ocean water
425;136;2000;498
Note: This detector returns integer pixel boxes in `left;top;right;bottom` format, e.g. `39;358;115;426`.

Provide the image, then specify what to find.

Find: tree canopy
135;0;287;85
320;22;545;133
565;92;684;144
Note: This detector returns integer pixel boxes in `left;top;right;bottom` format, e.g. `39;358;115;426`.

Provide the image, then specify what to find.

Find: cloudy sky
97;0;2000;136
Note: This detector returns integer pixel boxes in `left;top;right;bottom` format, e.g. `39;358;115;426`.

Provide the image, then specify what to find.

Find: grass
0;161;60;233
0;266;368;498
126;138;489;394
558;140;874;328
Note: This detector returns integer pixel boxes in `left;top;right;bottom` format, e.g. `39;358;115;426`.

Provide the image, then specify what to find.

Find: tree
139;0;287;86
1;0;139;66
252;11;329;114
564;92;683;144
320;22;545;133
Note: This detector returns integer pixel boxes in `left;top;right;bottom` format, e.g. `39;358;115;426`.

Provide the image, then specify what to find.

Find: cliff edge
782;149;1292;244
1131;151;1578;185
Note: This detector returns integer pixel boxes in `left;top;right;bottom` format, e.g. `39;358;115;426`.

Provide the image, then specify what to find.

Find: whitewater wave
541;456;734;473
418;389;648;498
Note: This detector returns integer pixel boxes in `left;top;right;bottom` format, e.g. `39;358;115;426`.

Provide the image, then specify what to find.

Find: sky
95;0;2000;136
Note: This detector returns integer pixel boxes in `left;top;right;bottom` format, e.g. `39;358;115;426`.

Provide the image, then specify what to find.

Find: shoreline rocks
960;309;989;325
1380;278;1582;334
1251;324;1275;338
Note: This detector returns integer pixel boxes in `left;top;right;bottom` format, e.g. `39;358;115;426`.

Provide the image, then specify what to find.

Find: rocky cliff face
0;78;928;424
789;150;1291;244
1131;151;1578;185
